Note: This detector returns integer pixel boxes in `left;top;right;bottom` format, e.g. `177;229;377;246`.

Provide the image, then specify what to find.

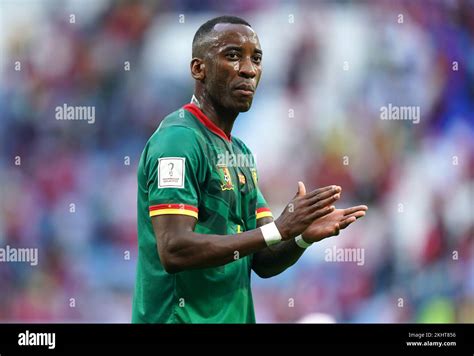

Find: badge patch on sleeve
158;157;185;188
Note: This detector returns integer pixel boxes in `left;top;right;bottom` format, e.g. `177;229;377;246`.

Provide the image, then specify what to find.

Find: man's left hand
301;205;368;243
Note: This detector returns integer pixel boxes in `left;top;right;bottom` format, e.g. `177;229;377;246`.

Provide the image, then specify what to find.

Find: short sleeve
145;126;206;220
252;166;272;220
256;188;273;220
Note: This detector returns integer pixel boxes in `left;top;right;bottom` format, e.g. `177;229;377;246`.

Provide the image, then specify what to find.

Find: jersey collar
183;103;232;142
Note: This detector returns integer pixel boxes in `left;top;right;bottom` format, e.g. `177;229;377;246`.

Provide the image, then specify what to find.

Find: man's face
202;23;262;113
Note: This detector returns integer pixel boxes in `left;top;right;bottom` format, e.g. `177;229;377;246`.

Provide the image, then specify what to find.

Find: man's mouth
234;84;255;96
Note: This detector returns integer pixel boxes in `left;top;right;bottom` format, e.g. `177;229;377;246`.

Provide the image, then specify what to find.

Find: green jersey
132;103;272;323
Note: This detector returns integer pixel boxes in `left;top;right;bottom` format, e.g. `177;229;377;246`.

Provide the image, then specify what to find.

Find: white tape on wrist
260;222;282;246
295;235;312;249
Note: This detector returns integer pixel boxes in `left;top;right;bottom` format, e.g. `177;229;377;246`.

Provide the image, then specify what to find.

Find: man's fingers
339;210;366;229
305;187;341;206
307;193;340;213
306;185;341;199
344;210;366;220
343;205;368;216
307;205;335;221
339;216;356;229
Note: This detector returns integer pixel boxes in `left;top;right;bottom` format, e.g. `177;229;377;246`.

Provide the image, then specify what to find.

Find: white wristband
295;235;312;249
260;222;282;246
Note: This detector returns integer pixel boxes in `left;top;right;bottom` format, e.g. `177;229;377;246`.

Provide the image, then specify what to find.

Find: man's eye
226;52;239;60
253;56;262;63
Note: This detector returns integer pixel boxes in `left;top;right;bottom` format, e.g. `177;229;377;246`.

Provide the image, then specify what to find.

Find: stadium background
0;0;472;323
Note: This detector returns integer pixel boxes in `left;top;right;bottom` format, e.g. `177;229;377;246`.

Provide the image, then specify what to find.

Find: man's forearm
166;229;268;272
153;216;272;273
251;217;306;278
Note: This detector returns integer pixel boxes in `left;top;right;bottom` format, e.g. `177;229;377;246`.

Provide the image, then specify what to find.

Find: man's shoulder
232;136;252;154
148;107;205;146
155;107;197;131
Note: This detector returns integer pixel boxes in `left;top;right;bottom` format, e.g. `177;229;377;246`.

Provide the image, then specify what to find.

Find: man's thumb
297;181;306;197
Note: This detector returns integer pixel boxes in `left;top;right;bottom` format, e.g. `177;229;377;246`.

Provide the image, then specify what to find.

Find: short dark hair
192;16;252;57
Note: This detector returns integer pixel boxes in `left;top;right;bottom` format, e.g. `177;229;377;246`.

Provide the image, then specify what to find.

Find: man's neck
192;91;237;138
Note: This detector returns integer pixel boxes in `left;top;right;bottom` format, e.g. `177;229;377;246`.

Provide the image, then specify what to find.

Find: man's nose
239;57;257;78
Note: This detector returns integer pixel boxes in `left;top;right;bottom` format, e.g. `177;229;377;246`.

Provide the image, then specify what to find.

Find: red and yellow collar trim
183;103;231;142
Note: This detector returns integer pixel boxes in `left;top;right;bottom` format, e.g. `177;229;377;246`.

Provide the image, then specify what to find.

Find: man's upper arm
143;126;206;269
256;187;273;224
145;126;206;222
254;166;273;225
151;214;197;259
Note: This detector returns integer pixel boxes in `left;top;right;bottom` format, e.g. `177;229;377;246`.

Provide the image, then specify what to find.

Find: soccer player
132;16;368;323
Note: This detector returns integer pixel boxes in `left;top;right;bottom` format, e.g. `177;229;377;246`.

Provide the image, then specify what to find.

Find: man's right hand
274;182;341;240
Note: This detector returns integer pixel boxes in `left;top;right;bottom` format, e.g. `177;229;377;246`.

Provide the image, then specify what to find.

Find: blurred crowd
0;0;472;322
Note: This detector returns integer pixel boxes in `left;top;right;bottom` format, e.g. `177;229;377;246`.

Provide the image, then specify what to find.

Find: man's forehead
210;23;260;47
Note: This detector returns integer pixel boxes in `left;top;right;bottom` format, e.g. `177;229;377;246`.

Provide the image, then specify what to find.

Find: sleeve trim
149;204;198;219
256;207;273;220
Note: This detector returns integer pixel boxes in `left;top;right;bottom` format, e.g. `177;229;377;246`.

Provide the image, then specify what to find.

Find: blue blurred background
0;0;473;323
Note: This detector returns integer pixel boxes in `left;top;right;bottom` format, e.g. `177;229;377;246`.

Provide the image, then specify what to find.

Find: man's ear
191;58;205;81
